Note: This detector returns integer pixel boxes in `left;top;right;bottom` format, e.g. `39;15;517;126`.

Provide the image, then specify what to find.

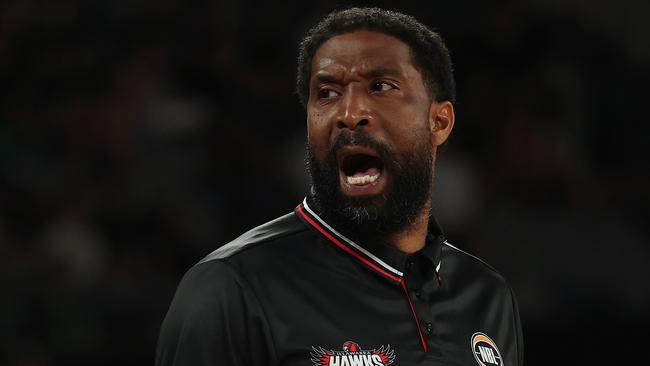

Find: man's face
306;30;436;239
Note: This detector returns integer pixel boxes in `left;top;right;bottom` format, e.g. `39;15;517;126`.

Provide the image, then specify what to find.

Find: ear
429;101;455;147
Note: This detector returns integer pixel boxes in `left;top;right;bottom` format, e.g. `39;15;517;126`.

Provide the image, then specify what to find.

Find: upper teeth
347;174;380;185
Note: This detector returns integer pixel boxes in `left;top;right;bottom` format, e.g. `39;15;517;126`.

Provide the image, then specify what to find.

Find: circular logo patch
471;332;503;366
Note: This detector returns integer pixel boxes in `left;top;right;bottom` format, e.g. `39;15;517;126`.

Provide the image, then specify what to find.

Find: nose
336;87;371;130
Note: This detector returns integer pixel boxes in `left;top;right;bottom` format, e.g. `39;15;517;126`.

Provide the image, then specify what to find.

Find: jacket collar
295;196;444;283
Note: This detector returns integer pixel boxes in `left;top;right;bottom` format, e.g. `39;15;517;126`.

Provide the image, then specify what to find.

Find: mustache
328;131;394;165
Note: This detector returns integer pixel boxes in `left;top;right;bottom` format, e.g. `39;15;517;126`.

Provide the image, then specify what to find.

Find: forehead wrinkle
315;61;404;85
312;60;345;83
311;32;417;85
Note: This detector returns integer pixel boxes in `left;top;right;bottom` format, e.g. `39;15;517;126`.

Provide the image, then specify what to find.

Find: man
156;7;523;366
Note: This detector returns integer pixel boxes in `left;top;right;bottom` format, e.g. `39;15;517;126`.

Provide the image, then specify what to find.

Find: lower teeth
347;174;379;185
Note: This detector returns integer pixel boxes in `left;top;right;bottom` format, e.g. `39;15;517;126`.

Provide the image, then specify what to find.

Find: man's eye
318;88;338;99
370;80;396;92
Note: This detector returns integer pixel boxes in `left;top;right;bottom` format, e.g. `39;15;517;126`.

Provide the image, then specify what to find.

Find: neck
386;200;432;254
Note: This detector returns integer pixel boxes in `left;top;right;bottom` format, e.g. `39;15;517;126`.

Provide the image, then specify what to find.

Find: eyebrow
360;67;402;79
313;66;403;86
314;72;341;85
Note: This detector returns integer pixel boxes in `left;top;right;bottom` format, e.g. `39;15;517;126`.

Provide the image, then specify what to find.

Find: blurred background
1;0;648;365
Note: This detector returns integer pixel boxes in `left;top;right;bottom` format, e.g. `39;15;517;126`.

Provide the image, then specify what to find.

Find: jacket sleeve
155;260;277;366
509;285;525;366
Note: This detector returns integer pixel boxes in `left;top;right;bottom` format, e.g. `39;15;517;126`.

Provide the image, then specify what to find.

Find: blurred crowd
1;1;648;365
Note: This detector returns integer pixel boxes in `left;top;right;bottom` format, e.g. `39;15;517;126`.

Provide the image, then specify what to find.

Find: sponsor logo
310;341;396;366
471;332;503;366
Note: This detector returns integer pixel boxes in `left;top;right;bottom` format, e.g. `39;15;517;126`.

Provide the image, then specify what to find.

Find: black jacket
156;198;524;366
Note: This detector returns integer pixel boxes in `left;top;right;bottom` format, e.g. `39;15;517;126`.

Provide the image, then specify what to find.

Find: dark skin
307;30;455;253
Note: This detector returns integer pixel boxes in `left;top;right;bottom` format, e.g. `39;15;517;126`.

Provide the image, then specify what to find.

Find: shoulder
441;240;513;292
167;259;246;318
191;211;321;281
441;241;524;365
158;248;279;366
199;211;310;263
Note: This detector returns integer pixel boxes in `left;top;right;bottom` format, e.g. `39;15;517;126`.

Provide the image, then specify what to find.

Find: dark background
1;0;648;365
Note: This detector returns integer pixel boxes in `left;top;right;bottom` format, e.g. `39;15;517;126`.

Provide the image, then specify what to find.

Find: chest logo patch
471;332;503;366
310;341;396;366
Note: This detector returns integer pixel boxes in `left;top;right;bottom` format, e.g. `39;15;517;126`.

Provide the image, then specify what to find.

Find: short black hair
296;7;456;107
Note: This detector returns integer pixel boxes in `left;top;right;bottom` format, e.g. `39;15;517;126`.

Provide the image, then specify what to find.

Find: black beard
306;130;433;243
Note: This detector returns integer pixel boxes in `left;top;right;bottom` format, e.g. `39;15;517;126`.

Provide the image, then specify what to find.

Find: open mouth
341;154;383;185
337;146;388;195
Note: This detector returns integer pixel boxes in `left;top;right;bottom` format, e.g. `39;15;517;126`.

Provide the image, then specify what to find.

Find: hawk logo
310;341;396;366
471;332;503;366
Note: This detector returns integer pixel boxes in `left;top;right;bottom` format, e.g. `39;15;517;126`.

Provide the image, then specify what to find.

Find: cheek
307;110;334;149
383;109;430;145
374;94;430;127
